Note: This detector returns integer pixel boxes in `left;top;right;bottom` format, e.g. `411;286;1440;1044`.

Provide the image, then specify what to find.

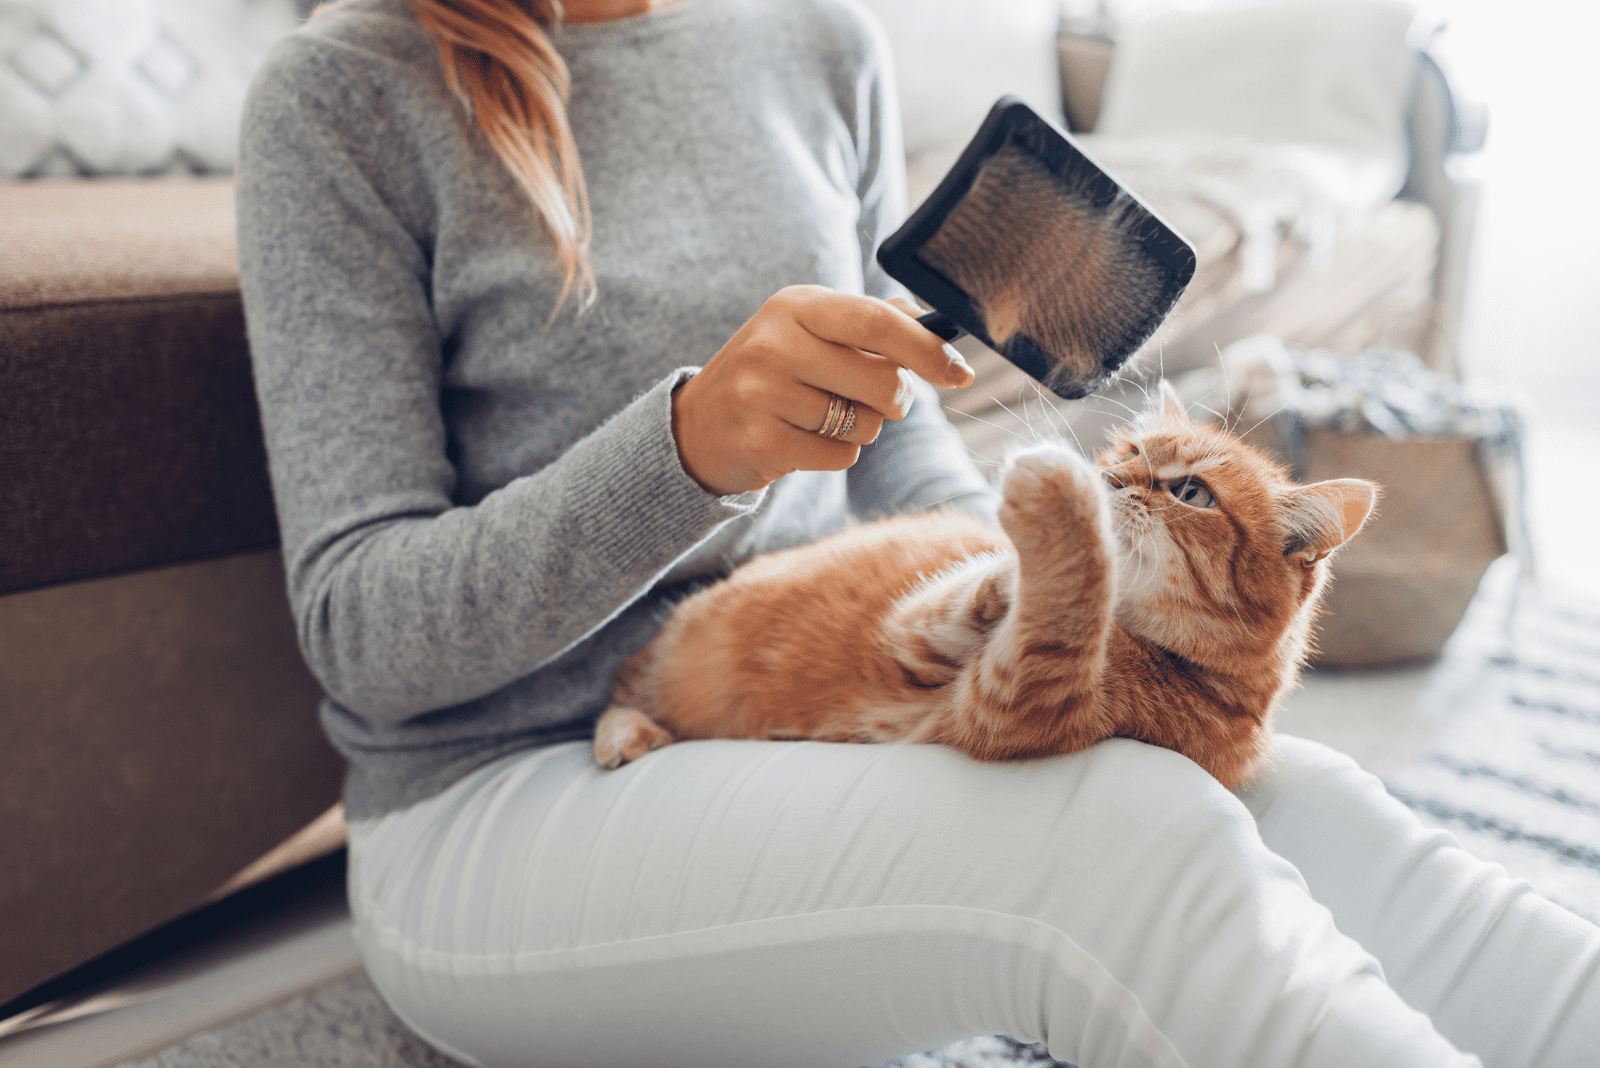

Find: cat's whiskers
1189;443;1233;475
944;405;1038;447
1022;379;1069;439
1130;533;1151;595
960;439;1006;468
1025;379;1089;457
1129;375;1155;411
1131;432;1157;486
1020;396;1065;450
992;398;1043;444
921;491;984;509
1234;402;1292;447
1213;342;1243;437
1095;393;1146;422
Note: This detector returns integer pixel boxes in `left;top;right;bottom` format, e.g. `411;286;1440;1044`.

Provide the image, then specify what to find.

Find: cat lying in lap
594;381;1377;788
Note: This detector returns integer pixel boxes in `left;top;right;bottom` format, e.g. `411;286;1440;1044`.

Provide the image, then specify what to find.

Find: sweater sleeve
839;13;1000;525
237;40;762;726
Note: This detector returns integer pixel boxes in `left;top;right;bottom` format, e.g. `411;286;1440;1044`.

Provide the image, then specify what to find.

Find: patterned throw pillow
0;0;302;177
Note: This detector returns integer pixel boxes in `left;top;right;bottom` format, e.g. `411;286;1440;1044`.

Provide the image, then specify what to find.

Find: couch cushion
0;177;280;595
0;548;341;1007
0;1;301;178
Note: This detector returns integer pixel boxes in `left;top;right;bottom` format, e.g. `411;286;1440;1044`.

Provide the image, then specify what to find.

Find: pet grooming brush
878;97;1196;400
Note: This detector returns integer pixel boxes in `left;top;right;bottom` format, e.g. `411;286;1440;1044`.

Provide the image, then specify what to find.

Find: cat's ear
1279;479;1378;563
1148;379;1192;425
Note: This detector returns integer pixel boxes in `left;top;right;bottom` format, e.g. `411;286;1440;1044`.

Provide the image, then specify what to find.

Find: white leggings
348;735;1600;1068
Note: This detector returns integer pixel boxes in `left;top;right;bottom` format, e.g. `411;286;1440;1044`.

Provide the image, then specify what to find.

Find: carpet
1382;560;1600;926
123;978;1065;1068
126;564;1600;1068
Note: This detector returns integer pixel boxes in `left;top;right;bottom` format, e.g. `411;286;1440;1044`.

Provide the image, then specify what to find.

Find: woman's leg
1239;734;1600;1068
349;738;1479;1068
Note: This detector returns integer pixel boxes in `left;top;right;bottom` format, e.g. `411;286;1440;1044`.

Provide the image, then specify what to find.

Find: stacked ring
817;392;856;441
835;402;857;439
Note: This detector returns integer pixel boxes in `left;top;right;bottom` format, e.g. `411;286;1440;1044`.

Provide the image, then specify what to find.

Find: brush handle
916;310;964;343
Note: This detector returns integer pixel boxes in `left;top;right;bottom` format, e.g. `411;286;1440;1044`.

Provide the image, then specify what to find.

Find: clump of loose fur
595;381;1377;788
920;143;1172;400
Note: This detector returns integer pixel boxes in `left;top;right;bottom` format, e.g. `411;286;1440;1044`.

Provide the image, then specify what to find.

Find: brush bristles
921;144;1170;397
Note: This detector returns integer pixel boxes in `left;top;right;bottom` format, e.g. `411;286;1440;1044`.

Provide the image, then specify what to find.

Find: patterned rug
127;564;1600;1068
1382;559;1600;926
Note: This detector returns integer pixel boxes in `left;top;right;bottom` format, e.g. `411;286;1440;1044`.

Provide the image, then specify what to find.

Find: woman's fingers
776;420;861;473
792;384;886;445
671;286;969;496
796;337;917;421
777;286;974;389
885;296;922;317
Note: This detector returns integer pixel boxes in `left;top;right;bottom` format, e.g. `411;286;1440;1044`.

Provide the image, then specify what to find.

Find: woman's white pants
348;735;1600;1068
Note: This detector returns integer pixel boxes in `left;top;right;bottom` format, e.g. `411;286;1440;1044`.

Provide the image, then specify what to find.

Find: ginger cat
594;381;1377;788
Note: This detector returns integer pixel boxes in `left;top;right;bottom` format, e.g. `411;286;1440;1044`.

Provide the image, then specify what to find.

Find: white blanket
1078;135;1394;293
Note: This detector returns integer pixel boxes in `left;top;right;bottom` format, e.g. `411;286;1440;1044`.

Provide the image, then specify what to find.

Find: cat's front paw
593;706;675;769
999;442;1108;528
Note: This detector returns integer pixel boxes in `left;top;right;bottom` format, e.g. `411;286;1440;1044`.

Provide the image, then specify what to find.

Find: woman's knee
1235;733;1409;841
1068;738;1264;846
1010;740;1296;946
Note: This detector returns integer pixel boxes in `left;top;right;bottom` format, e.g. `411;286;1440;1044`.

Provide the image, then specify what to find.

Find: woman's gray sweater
237;0;997;820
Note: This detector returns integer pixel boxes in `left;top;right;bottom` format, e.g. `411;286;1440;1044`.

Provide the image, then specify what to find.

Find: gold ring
835;402;857;439
817;393;851;439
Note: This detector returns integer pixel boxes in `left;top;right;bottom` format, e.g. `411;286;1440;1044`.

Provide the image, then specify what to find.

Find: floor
0;857;359;1068
4;2;1598;1065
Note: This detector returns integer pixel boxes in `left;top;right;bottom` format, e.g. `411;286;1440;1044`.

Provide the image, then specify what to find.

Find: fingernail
944;344;975;386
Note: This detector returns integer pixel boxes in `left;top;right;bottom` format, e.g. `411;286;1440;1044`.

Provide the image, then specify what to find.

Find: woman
236;1;1600;1065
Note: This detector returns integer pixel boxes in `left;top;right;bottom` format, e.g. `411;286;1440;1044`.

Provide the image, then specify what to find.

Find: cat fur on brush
594;381;1377;788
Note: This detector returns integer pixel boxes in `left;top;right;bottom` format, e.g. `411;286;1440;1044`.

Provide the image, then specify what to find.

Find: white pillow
0;0;300;177
854;0;1062;157
1095;0;1419;205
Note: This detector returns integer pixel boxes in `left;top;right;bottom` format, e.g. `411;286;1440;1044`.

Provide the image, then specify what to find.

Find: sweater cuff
565;369;765;582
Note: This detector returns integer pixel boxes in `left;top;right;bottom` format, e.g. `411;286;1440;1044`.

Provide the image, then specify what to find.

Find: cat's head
1098;380;1377;664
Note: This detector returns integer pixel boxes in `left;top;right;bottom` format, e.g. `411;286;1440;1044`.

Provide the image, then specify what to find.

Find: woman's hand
672;285;974;496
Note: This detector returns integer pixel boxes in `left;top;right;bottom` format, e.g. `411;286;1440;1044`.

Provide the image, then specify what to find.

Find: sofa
0;0;1484;1012
0;177;345;1010
919;1;1486;461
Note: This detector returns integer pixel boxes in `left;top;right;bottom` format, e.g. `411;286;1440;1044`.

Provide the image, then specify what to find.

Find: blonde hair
411;0;595;311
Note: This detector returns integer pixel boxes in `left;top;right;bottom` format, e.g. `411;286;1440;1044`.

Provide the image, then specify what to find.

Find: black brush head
878;98;1196;400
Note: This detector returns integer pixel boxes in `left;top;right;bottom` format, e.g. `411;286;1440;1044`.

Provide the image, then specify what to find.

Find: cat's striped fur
595;382;1377;787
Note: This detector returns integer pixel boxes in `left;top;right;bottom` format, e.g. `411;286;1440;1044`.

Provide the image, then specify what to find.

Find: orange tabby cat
594;381;1377;788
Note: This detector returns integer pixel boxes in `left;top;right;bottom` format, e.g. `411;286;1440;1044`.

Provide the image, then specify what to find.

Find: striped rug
1382;562;1600;925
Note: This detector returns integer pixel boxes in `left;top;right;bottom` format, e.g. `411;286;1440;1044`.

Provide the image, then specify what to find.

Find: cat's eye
1168;478;1216;508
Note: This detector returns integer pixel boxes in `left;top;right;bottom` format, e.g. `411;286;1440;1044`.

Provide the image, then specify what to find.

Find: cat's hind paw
593;706;675;769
